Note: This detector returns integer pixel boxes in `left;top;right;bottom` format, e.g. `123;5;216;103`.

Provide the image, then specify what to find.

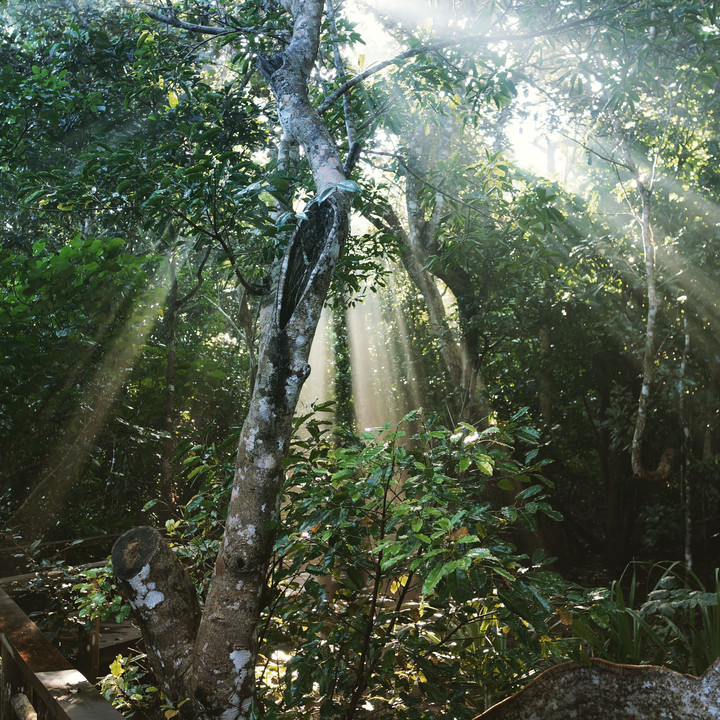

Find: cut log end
111;526;161;580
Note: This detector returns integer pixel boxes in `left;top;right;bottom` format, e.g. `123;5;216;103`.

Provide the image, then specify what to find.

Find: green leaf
497;477;515;491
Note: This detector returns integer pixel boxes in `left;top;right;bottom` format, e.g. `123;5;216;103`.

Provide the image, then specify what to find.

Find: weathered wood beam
474;658;720;720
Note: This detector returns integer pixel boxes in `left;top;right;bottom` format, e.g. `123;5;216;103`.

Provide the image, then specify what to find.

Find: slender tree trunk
678;312;692;568
539;325;552;429
614;129;677;483
158;255;179;521
630;179;659;480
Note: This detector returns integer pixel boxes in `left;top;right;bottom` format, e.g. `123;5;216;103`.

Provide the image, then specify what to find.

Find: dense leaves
2;0;720;717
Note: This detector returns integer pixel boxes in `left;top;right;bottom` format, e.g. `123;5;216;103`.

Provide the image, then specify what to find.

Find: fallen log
474;657;720;720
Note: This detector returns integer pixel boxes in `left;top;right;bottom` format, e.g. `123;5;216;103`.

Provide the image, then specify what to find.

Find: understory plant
573;561;720;675
257;409;577;720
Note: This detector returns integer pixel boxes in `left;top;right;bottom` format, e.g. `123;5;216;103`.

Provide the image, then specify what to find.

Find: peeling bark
475;657;720;720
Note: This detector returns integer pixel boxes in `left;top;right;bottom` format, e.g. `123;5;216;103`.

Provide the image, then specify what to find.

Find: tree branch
144;9;235;36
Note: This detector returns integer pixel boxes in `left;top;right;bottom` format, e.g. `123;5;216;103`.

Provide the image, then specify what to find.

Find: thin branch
214;233;268;296
145;7;290;44
559;130;633;172
144;9;235;36
364;149;495;220
326;0;361;171
202;293;243;338
177;244;212;307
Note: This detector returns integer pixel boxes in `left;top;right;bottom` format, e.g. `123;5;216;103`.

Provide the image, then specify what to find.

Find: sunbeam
7;252;177;540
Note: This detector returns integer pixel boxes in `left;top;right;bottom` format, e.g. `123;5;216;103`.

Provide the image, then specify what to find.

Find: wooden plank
36;669;125;720
0;586;125;719
0;586;72;674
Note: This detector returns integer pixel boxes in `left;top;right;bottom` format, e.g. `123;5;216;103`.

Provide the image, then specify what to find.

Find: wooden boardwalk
0;584;126;719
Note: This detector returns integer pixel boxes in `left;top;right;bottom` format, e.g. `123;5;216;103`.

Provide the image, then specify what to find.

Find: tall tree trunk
629;178;660;480
157;255;179;522
539;325;553;430
114;4;351;719
679;313;692;568
615;130;677;483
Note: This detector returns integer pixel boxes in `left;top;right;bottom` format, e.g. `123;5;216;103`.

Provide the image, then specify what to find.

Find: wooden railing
0;585;124;720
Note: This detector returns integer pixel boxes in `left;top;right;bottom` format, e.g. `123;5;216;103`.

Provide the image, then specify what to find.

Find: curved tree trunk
113;3;351;719
629;178;661;480
366;154;492;426
615;128;677;483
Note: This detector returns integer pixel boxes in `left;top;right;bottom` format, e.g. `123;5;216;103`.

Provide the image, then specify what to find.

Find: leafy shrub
257;410;577;719
73;561;131;624
100;653;160;718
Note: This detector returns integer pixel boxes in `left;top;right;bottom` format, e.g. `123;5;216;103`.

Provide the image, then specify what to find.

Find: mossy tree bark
113;2;351;718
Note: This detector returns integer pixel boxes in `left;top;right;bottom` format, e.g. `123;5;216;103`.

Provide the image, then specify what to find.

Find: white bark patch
245;427;257;452
240;524;256;545
230;649;252;673
257;454;276;470
258;397;274;422
228;518;257;545
128;564;165;609
230;649;252;698
286;373;301;398
296;334;307;347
